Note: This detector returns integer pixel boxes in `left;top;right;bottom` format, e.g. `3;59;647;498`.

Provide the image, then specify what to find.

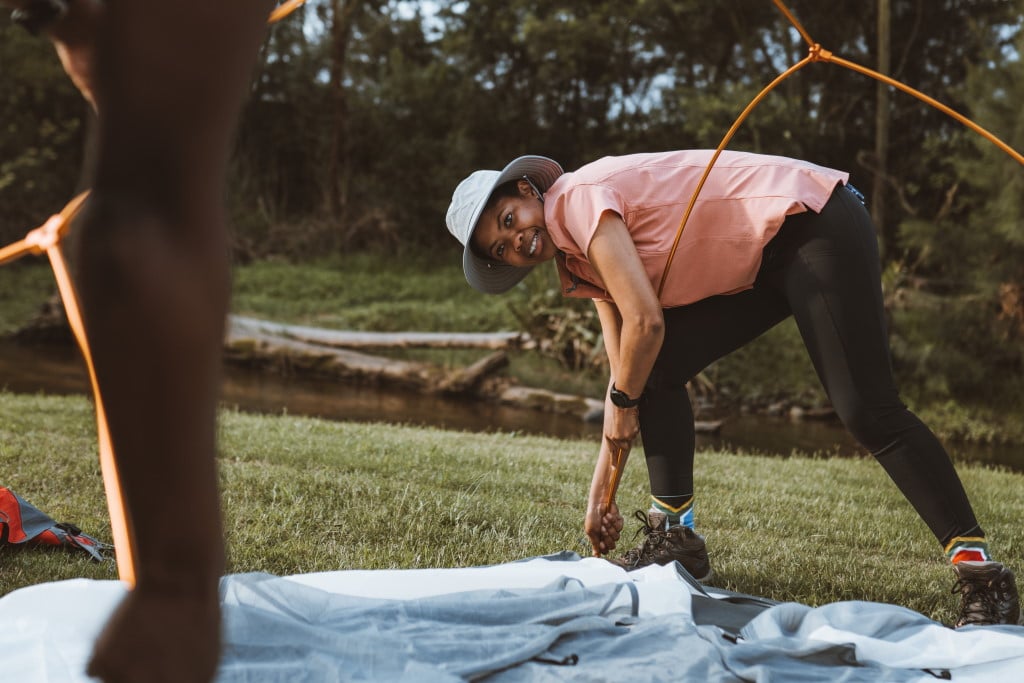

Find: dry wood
437;351;509;394
225;320;442;391
225;318;600;421
230;315;529;350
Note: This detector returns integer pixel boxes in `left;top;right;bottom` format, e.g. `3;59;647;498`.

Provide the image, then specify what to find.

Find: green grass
230;252;528;333
3;391;1023;626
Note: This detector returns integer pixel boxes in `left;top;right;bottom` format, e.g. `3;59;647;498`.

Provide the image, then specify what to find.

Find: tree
890;16;1023;403
0;18;88;246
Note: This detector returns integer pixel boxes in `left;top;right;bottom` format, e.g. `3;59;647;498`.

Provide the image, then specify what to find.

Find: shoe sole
609;558;714;584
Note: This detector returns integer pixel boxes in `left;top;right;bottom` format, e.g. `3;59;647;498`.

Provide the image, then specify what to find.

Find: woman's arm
582;209;665;554
588;210;664;437
584;300;626;554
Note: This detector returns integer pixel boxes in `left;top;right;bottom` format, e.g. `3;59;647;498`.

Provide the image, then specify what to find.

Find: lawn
3;391;1022;627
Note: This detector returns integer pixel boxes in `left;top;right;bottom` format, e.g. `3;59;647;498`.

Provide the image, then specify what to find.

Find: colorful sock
650;494;694;530
945;536;992;564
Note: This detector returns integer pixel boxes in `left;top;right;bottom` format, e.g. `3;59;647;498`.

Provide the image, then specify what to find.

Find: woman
446;149;1019;627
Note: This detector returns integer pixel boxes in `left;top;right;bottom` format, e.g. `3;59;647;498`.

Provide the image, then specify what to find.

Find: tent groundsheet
1;552;1022;682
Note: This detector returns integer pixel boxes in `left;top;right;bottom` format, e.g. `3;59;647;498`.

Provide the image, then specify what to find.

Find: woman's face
471;179;559;267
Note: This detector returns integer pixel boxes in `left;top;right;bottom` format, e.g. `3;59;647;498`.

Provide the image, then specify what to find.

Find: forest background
2;0;1022;442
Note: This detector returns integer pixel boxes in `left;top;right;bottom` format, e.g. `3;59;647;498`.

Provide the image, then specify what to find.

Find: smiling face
470;179;559;268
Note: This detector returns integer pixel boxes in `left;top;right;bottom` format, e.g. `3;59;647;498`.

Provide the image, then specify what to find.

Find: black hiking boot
608;510;713;582
952;561;1021;627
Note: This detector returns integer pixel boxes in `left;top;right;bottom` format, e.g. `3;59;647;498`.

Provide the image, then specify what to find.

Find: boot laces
953;573;1008;624
619;510;670;566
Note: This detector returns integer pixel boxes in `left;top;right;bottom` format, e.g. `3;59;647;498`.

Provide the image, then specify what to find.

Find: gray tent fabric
219;574;630;681
2;552;1023;682
214;568;939;683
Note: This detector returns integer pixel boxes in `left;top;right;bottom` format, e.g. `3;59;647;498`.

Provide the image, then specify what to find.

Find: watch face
610;388;639;408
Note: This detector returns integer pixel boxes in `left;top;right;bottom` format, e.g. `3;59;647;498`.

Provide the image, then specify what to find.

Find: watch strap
609;383;641;408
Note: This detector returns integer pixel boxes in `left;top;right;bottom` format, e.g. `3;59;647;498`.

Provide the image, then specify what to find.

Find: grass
230;253;527;333
3;391;1023;626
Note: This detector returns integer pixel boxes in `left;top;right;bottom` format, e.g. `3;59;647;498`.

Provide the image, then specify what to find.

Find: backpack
0;486;110;562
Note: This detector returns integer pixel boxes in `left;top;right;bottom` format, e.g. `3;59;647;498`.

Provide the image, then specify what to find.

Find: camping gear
4;553;1024;682
0;486;109;562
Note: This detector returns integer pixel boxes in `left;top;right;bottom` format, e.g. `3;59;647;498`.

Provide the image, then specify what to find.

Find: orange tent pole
658;0;1023;296
11;195;137;583
593;445;628;556
46;243;137;584
268;0;308;24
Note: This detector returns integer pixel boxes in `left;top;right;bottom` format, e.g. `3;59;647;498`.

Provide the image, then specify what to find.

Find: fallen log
16;309;723;427
223;318;735;427
497;386;604;418
437;351;509;394
224;318;600;422
230;315;530;350
224;323;443;391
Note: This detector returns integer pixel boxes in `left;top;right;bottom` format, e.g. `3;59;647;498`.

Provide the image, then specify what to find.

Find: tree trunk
872;0;891;259
325;0;364;221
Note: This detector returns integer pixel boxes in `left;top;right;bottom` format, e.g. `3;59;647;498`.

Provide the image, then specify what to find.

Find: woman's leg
640;289;790;511
761;186;982;548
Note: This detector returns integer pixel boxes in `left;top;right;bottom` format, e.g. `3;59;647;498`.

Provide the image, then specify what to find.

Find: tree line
1;0;1022;406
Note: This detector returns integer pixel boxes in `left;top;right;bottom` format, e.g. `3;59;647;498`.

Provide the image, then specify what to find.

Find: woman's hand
585;420;632;555
585;498;623;555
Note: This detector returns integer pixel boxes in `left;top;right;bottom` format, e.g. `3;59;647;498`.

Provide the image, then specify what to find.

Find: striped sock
945;536;992;564
650;494;694;530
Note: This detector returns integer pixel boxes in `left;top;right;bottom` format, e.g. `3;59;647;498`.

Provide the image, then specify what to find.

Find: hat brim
463;155;564;295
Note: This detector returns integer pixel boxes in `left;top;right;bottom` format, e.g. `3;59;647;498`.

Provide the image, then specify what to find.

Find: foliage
916;399;1021;446
506;266;605;373
889;22;1024;407
224;0;1021;256
0;263;57;336
709;317;827;411
4;1;1019;256
0;18;88;245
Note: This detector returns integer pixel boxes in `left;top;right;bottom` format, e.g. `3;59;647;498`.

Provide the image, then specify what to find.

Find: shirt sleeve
556;183;626;257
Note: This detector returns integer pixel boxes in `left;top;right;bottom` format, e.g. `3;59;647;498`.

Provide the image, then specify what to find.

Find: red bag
0;486;109;562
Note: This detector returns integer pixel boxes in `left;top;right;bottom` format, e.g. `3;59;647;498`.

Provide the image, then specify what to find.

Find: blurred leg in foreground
8;0;276;680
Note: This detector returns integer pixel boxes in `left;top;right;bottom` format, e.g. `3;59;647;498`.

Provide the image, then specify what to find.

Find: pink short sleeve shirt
543;150;849;307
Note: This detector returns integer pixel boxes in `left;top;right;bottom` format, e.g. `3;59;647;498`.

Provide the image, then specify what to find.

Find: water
1;339;1019;472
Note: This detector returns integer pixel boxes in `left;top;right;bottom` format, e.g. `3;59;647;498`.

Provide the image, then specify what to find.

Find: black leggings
638;185;981;548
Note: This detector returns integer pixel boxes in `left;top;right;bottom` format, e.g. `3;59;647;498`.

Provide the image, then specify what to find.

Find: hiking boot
952;561;1021;627
608;510;713;582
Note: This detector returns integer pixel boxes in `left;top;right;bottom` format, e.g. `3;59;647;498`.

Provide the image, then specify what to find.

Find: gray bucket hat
446;155;564;294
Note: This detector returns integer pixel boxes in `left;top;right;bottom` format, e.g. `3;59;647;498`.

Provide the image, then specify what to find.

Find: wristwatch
11;0;69;35
609;383;641;409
